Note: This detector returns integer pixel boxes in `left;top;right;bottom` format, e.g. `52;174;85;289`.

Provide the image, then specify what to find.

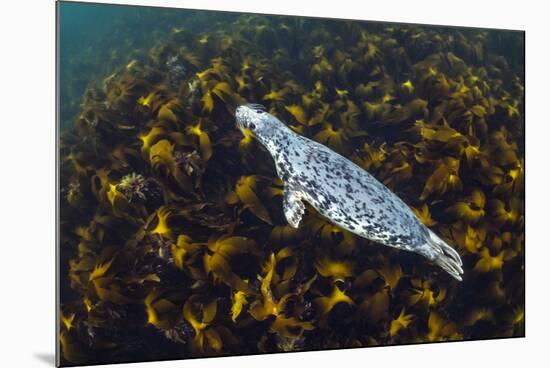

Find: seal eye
249;123;256;130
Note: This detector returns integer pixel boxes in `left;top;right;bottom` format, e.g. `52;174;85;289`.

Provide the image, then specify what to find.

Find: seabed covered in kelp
59;12;524;366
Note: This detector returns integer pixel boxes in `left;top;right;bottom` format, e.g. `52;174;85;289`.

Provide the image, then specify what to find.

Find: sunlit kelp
59;11;524;365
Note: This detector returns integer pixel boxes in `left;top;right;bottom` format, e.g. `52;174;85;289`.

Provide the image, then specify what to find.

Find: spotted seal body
236;104;463;280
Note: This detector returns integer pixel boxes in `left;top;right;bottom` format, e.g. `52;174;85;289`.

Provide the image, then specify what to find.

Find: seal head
236;104;286;141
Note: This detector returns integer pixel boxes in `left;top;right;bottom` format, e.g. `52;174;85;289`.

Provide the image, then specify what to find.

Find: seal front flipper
283;187;305;228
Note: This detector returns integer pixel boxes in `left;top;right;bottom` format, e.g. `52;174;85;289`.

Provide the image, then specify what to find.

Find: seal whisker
246;103;266;112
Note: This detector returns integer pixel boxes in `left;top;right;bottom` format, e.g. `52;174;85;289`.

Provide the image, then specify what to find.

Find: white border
1;0;546;367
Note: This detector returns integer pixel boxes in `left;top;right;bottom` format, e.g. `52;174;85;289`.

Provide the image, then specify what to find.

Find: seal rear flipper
424;228;464;281
283;188;305;228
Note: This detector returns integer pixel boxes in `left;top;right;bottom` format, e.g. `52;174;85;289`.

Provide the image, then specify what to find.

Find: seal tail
424;228;464;281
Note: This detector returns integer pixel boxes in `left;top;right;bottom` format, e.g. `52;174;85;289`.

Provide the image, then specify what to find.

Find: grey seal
235;104;463;281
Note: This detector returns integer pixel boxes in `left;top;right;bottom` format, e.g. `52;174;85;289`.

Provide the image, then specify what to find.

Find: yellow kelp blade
308;103;330;126
157;102;179;124
171;234;202;270
314;254;353;281
92;278;134;305
285;104;308;125
187;122;213;161
271;315;314;338
275;246;298;282
390;308;415;337
427;311;461;342
89;256;115;281
420;157;462;200
211;82;234;102
262;87;289;102
231;290;248;322
201;90;214;113
315;285;353;316
488;198;520;226
137;91;155;108
443;190;486;224
145;289;180;330
149;139;176;173
269;224;303;246
202;299;218;324
183;296;205;336
420;123;463;143
139;126;165;159
406;278;447;307
377;264;403;290
463;305;494;327
61;312;76;331
183;296;223;353
150;207;172;238
249;253;279;321
207;236;258;258
204;236;258;292
210;81;244;114
412;204;437;226
235;175;272;224
313;124;346;152
473;248;505;273
203;328;223;352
